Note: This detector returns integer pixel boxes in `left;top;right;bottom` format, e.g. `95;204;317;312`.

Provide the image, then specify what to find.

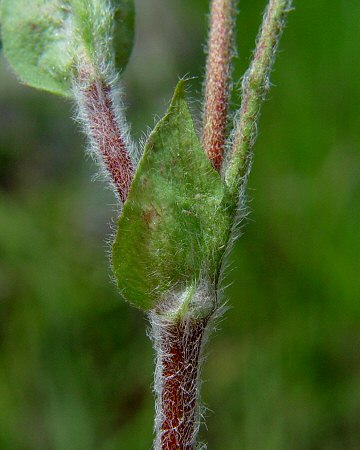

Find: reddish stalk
152;315;209;450
202;0;236;172
81;79;134;203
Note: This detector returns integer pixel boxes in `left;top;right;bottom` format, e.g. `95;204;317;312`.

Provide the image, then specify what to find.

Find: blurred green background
1;0;360;448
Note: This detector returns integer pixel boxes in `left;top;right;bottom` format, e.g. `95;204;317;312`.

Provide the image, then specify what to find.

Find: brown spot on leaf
142;207;161;229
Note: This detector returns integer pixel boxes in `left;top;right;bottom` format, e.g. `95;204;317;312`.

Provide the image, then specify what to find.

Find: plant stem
202;0;237;172
74;74;135;203
151;313;210;449
224;0;293;193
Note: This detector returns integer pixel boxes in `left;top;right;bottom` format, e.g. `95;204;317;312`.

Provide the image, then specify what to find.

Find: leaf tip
171;79;187;104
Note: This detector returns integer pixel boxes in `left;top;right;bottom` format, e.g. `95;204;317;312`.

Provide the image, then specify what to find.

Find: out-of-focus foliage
0;0;359;448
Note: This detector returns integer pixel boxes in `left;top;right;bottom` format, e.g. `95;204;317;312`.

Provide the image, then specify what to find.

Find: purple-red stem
154;317;209;450
83;80;134;203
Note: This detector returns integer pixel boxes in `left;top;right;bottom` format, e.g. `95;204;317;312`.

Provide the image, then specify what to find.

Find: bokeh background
1;0;360;448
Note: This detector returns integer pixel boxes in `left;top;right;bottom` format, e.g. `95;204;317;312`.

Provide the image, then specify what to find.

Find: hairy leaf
1;0;134;96
112;81;232;311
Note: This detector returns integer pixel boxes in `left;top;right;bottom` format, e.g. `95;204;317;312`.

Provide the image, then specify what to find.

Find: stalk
74;68;135;203
224;0;293;193
151;311;210;450
202;0;237;172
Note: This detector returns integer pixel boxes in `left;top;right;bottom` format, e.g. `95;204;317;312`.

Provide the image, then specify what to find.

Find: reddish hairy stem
202;0;236;172
82;80;134;203
152;316;209;449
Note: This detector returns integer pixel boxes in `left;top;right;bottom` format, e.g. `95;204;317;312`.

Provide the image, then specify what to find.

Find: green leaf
112;81;232;312
0;0;134;97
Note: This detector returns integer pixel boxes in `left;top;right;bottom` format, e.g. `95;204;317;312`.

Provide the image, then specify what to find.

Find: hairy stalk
74;70;135;203
202;0;237;172
151;311;211;450
224;0;293;193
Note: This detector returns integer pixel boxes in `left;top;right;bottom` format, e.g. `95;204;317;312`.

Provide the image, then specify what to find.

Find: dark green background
1;0;359;448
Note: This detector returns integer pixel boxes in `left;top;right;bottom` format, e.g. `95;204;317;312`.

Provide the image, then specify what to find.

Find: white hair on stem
72;57;139;204
148;281;221;450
